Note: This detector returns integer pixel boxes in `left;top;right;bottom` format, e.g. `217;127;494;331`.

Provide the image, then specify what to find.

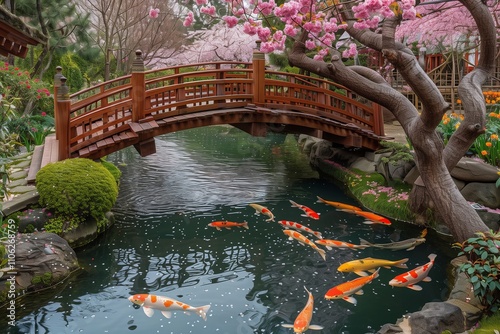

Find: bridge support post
53;66;63;140
252;41;265;106
56;77;71;160
131;50;145;122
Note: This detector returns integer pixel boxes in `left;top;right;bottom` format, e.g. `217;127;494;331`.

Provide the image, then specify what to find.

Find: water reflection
3;127;454;334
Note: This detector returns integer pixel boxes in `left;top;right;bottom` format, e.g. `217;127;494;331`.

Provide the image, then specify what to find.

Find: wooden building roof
0;6;46;58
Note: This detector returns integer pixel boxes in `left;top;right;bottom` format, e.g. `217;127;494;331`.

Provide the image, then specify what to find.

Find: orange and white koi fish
315;239;369;251
283;230;326;261
316;196;362;212
281;286;324;333
338;257;408;276
208;221;249;231
389;253;437;291
249;203;275;222
324;268;380;305
278;220;322;239
128;294;211;320
289;200;320;220
352;210;391;225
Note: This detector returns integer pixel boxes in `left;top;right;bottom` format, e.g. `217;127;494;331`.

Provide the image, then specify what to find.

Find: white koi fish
283;230;326;261
289;200;320;220
281;286;324;333
249;203;275;222
389;253;437;291
324;268;380;305
128;294;211;320
278;220;323;239
359;237;426;251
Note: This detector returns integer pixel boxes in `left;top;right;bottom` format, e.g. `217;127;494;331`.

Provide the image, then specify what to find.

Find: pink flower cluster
149;7;160;19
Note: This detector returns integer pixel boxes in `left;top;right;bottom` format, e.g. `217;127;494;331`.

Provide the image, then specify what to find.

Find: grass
471;311;500;333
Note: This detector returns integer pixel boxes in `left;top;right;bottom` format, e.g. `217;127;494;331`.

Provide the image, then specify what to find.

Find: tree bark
288;0;495;242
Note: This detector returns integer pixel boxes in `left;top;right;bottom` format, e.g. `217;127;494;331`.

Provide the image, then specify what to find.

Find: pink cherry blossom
223;16;239;28
183;11;194;27
201;6;216;16
149;7;160;19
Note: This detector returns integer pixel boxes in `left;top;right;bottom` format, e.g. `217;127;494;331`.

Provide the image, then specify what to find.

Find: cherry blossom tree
178;0;497;241
152;22;259;67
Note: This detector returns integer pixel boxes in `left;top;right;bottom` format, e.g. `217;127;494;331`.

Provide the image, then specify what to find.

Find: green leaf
468;267;477;275
470;275;479;283
482;251;489;260
489;246;499;254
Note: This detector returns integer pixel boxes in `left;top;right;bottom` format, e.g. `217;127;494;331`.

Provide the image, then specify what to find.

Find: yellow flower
486;142;492;147
457;99;462;104
481;150;488;156
491;134;499;140
443;119;450;125
455;122;461;129
489;112;497;117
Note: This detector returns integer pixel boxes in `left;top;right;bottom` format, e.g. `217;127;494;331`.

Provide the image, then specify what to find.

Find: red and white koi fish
283;230;326;261
338;257;408;276
352;210;391;225
249;203;275;222
281;286;324;333
128;294;211;320
289;200;320;220
208;221;249;231
316;196;362;212
324;268;380;305
315;239;369;251
278;220;322;239
389;253;437;291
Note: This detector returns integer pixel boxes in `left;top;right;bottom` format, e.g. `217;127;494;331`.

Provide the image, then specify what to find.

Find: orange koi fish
338;257;408;276
315;239;369;251
281;286;324;333
324;268;380;305
208;221;249;231
389;253;437;291
128;294;211;320
249;203;275;222
278;220;322;239
283;230;326;261
289;200;320;220
316;196;362;212
352;210;391;225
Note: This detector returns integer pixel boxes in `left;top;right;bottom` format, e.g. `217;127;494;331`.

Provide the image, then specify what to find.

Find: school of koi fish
129;196;435;333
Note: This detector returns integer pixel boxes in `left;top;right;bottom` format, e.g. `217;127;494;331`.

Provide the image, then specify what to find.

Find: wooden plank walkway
26;134;59;184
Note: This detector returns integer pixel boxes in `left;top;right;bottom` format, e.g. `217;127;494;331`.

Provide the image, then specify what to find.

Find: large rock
460;182;500;209
3;232;79;296
408;302;465;333
451;158;500;182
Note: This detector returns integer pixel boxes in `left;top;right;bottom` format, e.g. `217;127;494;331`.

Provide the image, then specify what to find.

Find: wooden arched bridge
51;50;389;162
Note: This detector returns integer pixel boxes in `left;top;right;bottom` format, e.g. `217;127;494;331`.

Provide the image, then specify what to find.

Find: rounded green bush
35;158;118;219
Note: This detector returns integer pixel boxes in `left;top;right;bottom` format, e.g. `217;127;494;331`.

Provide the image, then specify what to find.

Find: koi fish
338;257;408;276
128;294;211;320
249;203;275;222
389;253;437;291
324;268;380;305
316;196;362;212
289;200;320;220
352;210;391;225
283;230;326;261
278;220;322;239
359;236;426;251
315;239;369;251
281;286;324;333
208;221;249;231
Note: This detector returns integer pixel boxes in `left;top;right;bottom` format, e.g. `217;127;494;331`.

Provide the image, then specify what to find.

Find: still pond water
6;126;455;334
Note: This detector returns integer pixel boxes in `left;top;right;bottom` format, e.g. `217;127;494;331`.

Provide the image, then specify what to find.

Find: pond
4;126;455;334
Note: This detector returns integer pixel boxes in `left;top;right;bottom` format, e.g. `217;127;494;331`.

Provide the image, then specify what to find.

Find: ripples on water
5;127;455;334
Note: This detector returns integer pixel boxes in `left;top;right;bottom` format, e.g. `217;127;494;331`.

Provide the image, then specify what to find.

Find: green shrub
100;157;122;183
35;158;118;220
454;230;500;315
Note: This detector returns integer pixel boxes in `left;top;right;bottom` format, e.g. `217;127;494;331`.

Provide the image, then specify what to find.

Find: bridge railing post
56;76;71;160
372;103;384;136
252;41;266;106
131;50;145;122
53;66;63;140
